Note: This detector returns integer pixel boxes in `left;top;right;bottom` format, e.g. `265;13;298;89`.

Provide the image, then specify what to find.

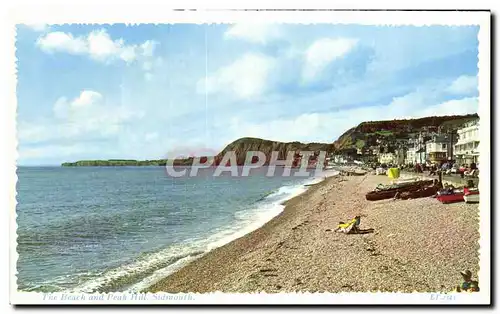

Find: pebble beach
146;173;480;293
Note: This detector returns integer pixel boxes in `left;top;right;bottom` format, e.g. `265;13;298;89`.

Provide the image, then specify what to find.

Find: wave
69;245;206;293
54;172;339;293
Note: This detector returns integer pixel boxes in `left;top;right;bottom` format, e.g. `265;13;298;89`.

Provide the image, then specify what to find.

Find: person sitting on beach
456;270;480;292
334;216;361;234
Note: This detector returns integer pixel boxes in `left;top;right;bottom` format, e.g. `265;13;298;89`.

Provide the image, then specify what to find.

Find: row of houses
400;119;480;166
329;119;480;166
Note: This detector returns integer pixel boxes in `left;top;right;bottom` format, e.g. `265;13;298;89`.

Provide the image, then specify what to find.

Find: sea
16;166;335;293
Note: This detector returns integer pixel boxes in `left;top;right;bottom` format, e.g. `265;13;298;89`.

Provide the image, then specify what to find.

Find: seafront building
378;152;395;164
406;147;416;165
405;134;426;165
454;119;480;165
425;135;451;164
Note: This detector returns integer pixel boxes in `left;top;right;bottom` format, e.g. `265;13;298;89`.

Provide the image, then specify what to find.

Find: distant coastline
61;159;191;167
61;137;333;167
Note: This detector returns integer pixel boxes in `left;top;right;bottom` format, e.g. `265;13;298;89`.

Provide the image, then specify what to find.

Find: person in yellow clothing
335;216;361;234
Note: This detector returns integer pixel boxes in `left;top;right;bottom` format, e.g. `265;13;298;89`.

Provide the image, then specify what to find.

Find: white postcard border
5;7;491;305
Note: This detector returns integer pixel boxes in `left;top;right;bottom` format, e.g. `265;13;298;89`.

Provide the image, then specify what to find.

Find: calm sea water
16;166;327;292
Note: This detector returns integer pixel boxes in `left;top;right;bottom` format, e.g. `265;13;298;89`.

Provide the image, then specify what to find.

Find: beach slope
147;175;479;293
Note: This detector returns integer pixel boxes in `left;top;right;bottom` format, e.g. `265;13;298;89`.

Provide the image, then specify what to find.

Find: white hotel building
405;134;427;165
454;119;480;165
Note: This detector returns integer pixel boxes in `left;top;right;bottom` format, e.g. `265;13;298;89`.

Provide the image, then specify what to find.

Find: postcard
8;7;491;305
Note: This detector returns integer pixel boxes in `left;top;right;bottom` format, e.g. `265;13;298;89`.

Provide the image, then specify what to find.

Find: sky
16;23;479;165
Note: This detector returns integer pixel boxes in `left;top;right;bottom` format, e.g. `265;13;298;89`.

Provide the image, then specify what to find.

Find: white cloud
302;38;358;81
19;90;143;144
36;31;87;54
141;40;158;57
447;75;478;95
53;90;103;119
24;23;49;32
420;97;479;117
370;91;478;121
228;113;336;143
86;30;130;62
36;29;158;64
226;95;478;145
199;53;275;99
54;90;141;134
224;24;282;44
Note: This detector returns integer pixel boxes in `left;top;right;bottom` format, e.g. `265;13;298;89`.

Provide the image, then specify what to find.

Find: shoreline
125;172;337;292
146;173;479;293
142;174;338;293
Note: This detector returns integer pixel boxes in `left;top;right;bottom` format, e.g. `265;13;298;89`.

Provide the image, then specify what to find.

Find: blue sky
17;23;479;165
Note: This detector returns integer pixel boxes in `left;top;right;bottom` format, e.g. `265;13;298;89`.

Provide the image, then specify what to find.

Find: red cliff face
215;137;334;167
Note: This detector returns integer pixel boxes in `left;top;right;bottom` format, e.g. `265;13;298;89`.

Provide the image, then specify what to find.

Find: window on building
442;144;447;150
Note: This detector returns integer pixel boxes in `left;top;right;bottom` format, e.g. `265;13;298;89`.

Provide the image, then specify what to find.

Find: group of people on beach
408;159;479;178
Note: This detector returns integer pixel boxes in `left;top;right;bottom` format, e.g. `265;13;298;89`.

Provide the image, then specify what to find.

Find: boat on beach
374;179;435;191
366;179;436;201
435;186;479;204
397;185;439;200
463;187;480;203
436;190;465;204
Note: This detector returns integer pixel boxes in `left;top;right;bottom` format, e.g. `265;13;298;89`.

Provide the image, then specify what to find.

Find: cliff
214;137;335;166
